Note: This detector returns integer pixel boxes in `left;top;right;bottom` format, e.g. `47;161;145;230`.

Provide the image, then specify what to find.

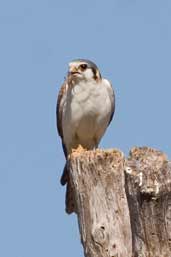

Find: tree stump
64;147;171;257
125;147;171;257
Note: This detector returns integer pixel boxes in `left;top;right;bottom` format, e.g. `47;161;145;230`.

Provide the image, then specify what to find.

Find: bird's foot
72;144;87;154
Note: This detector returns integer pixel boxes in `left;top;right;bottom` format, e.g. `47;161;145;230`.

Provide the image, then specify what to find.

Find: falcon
56;59;115;196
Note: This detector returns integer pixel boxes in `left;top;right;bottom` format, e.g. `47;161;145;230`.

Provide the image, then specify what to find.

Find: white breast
62;79;113;153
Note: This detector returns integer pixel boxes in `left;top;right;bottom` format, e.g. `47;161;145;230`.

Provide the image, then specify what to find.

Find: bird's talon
72;144;86;153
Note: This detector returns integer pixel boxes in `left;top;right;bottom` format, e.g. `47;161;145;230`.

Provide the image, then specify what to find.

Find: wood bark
65;147;171;257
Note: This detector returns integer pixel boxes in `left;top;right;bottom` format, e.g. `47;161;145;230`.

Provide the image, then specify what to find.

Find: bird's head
68;59;101;82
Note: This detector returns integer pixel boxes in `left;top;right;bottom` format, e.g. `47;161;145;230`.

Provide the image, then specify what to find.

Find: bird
56;59;115;212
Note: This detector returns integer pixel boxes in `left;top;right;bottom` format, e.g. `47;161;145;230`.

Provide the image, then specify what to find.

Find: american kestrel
56;59;115;189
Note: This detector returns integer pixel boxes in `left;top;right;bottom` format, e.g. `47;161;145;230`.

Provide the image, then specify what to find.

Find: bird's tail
60;162;68;185
60;162;75;214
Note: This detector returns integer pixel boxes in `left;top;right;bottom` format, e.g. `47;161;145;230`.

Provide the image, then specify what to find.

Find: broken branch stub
69;149;132;257
125;147;171;257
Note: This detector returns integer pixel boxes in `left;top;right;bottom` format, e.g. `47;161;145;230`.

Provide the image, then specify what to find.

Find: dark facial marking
79;63;88;71
92;67;98;80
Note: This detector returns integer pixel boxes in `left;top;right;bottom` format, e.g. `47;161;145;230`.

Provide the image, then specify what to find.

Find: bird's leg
93;137;99;151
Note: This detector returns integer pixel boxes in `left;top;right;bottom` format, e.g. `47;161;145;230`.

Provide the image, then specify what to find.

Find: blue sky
0;0;171;256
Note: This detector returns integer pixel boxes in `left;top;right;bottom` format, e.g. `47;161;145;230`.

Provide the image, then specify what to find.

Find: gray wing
104;79;115;125
56;81;69;185
56;81;68;158
56;82;67;137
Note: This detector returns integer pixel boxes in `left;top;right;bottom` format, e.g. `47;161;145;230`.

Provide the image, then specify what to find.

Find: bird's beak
69;66;80;75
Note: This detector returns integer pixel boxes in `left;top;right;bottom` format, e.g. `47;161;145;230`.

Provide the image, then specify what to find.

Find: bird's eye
79;64;87;71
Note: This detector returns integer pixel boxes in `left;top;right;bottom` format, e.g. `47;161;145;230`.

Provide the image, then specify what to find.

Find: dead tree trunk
65;147;171;257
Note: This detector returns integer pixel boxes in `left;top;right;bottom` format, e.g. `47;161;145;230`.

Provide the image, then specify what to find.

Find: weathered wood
64;147;171;257
125;147;171;257
68;149;132;257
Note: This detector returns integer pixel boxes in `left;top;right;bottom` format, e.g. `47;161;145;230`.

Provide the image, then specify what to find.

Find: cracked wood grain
125;147;171;257
68;149;132;257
